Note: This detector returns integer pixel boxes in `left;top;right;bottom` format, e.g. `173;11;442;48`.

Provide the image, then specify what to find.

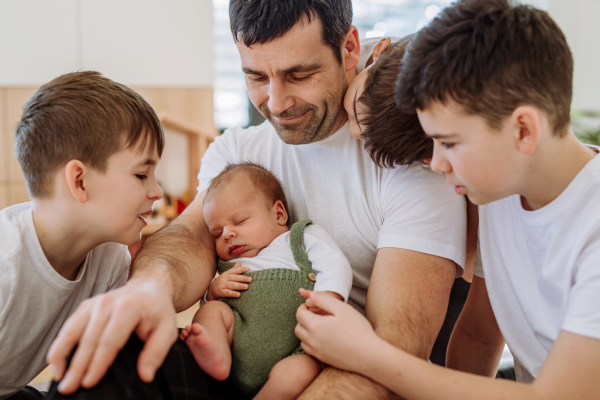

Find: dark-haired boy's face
238;16;349;144
417;100;521;205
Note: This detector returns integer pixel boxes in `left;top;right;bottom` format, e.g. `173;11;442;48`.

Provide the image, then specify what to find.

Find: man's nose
267;79;294;115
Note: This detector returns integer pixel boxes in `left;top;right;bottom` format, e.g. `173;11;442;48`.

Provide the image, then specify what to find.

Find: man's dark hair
205;161;290;218
358;34;432;167
15;71;164;198
396;0;573;136
229;0;353;64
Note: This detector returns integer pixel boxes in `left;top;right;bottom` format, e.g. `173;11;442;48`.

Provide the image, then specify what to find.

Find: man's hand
46;277;178;394
206;263;252;301
300;288;344;315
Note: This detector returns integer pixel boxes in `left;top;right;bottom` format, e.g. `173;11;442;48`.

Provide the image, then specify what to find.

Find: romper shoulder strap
289;219;314;274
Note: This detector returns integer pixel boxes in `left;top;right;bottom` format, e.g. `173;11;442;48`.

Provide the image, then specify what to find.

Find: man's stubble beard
259;69;348;145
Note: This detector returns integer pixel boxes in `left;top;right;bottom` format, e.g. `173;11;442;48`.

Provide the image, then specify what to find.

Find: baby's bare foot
179;325;193;341
185;323;230;380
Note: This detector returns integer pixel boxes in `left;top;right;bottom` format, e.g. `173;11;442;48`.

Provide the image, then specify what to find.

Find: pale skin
48;17;459;399
180;177;341;399
294;100;600;399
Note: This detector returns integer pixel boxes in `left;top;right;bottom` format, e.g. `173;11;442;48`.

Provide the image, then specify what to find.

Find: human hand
299;288;343;315
46;278;178;394
295;290;381;374
206;263;252;300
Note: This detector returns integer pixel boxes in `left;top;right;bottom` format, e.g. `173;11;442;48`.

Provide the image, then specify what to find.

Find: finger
230;274;252;283
137;320;178;382
294;323;311;342
80;306;142;388
310;291;345;315
226;282;249;291
299;288;312;299
223;289;242;298
296;303;318;327
47;302;92;381
57;303;114;394
304;298;317;309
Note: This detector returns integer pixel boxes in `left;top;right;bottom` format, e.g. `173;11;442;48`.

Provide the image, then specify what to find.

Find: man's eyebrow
242;63;323;76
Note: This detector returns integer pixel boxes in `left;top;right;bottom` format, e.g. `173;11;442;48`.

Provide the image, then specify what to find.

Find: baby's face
344;66;370;140
203;180;288;261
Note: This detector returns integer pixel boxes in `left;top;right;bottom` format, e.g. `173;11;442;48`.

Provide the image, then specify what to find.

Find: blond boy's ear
273;200;288;226
64;160;89;203
372;37;392;63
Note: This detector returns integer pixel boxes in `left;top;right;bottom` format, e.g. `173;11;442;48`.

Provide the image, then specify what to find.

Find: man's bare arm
47;190;214;393
299;247;456;399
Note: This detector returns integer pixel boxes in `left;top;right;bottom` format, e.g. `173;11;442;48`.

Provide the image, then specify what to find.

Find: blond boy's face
203;179;287;261
417;100;521;205
85;140;162;246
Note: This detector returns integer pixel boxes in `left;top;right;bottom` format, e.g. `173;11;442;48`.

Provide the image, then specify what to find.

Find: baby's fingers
225;263;250;275
226;282;249;291
229;274;252;283
222;289;242;298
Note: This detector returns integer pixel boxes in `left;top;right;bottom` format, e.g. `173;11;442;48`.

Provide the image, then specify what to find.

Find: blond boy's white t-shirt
198;121;467;312
0;203;129;399
474;153;600;383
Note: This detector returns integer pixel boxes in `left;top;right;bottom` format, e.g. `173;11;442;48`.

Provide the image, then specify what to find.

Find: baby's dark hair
357;34;432;168
15;71;164;198
204;162;290;216
396;0;573;136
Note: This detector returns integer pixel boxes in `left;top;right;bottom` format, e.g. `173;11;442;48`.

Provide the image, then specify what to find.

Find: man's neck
520;129;597;211
31;199;98;281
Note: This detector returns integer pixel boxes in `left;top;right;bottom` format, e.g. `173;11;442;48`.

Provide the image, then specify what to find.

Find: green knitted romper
217;219;316;398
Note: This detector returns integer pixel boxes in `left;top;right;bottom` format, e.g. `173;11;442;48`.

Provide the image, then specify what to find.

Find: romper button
308;273;316;282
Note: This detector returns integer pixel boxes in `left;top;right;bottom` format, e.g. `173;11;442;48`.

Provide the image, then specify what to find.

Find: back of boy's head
204;162;290;217
396;0;573;136
15;71;165;199
358;34;432;167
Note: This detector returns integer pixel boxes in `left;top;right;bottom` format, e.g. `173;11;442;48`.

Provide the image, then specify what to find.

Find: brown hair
357;34;432;167
395;0;573;136
15;71;165;198
204;162;290;217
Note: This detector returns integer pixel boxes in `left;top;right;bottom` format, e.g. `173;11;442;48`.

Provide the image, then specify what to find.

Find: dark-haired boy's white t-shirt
474;152;600;383
0;203;129;399
198;121;467;312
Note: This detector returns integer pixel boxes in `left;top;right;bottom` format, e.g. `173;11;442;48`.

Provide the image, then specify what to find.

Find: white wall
0;0;213;87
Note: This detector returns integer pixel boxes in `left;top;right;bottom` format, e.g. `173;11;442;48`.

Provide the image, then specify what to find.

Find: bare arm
446;276;504;375
298;247;456;399
47;190;215;393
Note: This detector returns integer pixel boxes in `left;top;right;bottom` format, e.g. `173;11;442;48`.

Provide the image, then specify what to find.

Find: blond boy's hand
206;262;252;300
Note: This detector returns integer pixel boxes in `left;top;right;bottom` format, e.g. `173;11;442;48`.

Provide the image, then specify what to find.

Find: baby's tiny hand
207;263;253;300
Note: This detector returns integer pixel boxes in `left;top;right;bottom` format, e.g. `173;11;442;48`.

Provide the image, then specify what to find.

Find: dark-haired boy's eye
136;174;148;180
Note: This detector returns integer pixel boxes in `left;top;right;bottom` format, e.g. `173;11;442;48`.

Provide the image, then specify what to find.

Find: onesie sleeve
378;165;467;274
562;230;600;340
303;225;353;302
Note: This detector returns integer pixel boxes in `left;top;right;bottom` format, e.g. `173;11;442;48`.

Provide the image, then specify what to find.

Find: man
47;1;467;398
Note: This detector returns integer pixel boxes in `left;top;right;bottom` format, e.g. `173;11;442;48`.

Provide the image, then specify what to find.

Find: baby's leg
253;354;323;400
179;300;235;381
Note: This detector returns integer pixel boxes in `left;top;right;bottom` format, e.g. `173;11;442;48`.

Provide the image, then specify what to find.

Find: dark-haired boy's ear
342;26;361;73
511;106;542;155
273;200;288;226
65;160;89;203
372;37;392;63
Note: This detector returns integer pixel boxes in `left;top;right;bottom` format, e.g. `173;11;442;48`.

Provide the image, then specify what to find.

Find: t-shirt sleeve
304;225;353;302
377;166;467;273
107;246;131;290
0;255;16;326
562;231;600;340
473;238;484;279
197;128;241;194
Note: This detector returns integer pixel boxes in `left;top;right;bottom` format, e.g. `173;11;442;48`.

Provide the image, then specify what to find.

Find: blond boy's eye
136;174;147;180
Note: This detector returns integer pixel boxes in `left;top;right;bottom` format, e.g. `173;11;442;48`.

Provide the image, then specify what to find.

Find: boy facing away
295;0;600;399
0;71;164;399
180;162;352;399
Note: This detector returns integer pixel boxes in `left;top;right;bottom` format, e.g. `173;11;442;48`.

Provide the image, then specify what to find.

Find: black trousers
8;386;46;400
46;335;244;400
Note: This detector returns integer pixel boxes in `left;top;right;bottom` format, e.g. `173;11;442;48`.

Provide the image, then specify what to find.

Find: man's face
237;16;348;144
417;100;521;205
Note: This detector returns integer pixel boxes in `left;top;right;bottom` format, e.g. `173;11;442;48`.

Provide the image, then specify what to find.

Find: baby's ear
273;200;288;226
372;37;392;63
64;160;89;203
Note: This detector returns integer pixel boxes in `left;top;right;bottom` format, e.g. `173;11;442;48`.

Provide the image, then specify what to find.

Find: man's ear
510;106;542;155
342;26;361;73
273;200;288;226
64;160;89;203
372;37;392;63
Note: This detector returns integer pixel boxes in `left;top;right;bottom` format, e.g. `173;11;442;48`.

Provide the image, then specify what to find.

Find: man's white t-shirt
228;224;353;301
474;153;600;383
198;121;467;312
0;203;130;399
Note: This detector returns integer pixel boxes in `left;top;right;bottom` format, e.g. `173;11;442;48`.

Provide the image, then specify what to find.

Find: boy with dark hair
0;71;164;399
295;0;600;398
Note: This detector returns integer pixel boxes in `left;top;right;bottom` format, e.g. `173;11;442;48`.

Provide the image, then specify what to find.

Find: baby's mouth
229;245;246;256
